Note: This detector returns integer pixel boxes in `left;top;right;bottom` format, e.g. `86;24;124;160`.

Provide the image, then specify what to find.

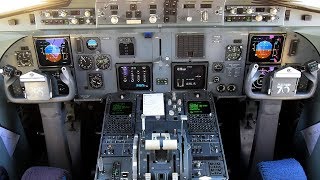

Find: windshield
295;0;320;9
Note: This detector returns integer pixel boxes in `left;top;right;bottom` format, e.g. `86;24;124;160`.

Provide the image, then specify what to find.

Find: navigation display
117;63;152;91
188;101;211;114
252;66;278;92
248;34;285;63
110;102;133;115
172;62;208;90
34;37;72;67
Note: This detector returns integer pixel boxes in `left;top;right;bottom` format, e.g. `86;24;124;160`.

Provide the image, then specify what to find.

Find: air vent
176;34;205;58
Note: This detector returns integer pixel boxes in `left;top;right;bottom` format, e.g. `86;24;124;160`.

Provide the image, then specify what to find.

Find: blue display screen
249;34;285;63
35;37;71;67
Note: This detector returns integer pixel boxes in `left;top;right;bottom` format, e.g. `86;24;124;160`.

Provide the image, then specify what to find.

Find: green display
188;101;211;114
110;102;133;115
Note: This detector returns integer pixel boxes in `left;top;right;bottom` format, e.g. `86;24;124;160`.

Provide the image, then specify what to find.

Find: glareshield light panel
34;37;72;67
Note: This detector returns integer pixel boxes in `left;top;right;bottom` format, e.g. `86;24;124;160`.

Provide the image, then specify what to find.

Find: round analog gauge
86;39;98;50
213;63;224;72
96;55;111;70
89;73;103;89
226;45;242;61
78;55;94;70
16;51;33;67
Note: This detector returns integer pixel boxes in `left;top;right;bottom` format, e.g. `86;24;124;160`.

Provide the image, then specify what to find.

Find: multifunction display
248;34;285;63
110;102;133;115
252;66;278;91
117;63;152;91
172;62;208;90
34;37;72;67
188;101;211;114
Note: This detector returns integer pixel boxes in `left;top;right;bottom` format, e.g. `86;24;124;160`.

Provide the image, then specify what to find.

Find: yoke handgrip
244;63;318;100
2;66;76;104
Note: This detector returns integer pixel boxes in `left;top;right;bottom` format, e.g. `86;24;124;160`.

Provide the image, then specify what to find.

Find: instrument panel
1;29;319;101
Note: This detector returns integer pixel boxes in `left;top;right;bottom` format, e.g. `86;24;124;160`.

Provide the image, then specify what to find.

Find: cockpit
0;0;320;180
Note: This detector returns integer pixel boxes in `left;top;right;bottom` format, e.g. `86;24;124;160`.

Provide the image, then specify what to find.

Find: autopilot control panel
35;0;287;27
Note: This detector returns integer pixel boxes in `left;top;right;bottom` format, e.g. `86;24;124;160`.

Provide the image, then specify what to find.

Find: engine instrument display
34;37;72;67
117;63;152;91
226;45;242;61
89;73;104;89
96;54;111;70
109;102;133;115
188;101;211;114
248;34;285;63
172;62;208;90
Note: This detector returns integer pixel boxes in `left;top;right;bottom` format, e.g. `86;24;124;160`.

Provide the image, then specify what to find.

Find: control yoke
1;65;76;103
245;61;319;100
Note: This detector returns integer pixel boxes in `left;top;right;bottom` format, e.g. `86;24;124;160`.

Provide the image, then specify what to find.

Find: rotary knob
44;12;51;18
269;8;278;15
246;8;253;14
60;11;67;17
270;15;276;21
173;105;177;110
201;11;209;22
84;10;91;17
71;18;78;24
230;8;237;15
177;99;182;106
149;15;157;24
196;162;201;168
172;92;177;101
255;15;263;22
111;16;119;24
169;110;175;116
85;19;92;24
187;16;193;22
